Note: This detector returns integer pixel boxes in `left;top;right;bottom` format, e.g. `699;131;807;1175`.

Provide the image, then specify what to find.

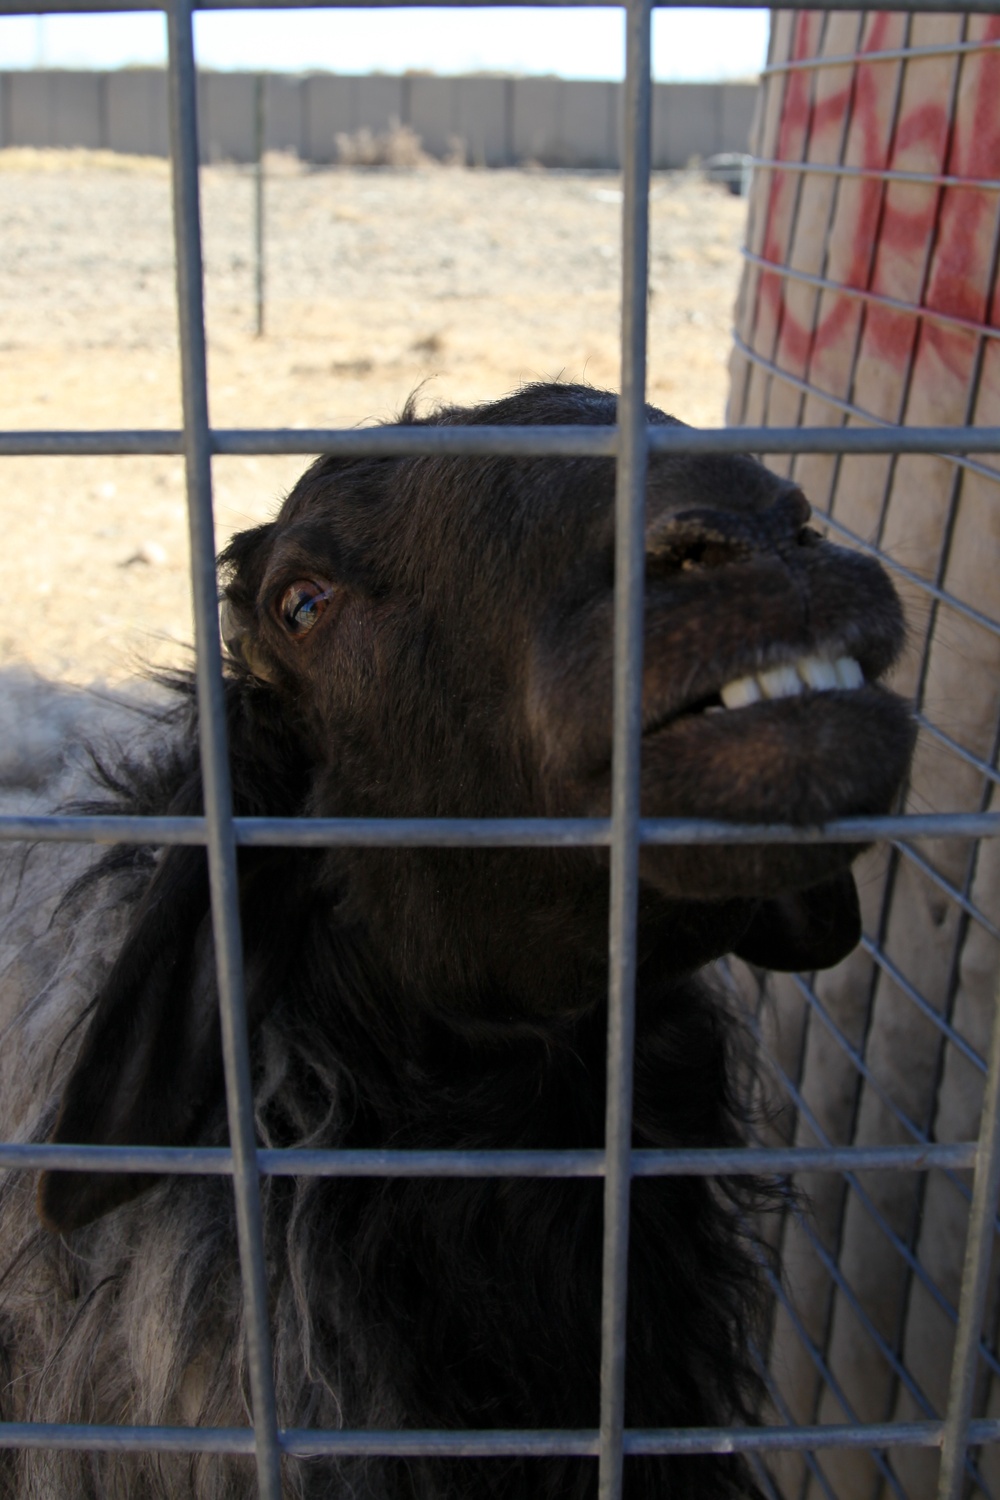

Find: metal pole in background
597;1;652;1497
254;73;265;338
165;4;282;1496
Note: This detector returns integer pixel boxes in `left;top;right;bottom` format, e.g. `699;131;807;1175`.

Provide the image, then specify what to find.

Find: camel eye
279;580;333;637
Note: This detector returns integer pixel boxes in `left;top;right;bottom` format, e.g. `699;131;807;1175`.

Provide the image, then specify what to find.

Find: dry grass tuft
0;146;168;175
335;119;431;168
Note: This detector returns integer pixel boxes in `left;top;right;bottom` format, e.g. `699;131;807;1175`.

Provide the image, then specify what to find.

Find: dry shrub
335;119;430;168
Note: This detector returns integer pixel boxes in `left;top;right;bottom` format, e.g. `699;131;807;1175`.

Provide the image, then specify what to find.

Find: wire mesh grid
729;9;1000;1497
0;2;998;1499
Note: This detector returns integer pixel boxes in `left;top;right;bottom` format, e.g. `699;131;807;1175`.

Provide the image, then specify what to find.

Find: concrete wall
0;67;758;169
107;70;169;156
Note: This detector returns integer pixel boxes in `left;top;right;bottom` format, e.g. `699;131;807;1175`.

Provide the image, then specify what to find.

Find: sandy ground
0;147;748;685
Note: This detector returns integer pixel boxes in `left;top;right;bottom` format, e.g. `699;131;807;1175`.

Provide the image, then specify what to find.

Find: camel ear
732;872;861;973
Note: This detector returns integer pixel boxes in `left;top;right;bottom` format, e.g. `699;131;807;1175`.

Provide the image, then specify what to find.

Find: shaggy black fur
12;383;915;1499
47;678;773;1498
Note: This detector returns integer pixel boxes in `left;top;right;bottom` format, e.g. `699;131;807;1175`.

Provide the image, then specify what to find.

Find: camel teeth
834;655;864;689
757;663;803;701
716;654;864;712
797;654;840;691
720;675;763;710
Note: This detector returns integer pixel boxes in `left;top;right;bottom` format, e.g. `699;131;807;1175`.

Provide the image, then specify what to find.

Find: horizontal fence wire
4;1419;1000;1460
0;813;997;847
0;1141;978;1178
1;424;1000;459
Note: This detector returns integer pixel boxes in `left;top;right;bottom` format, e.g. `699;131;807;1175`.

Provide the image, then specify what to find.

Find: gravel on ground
0;148;747;685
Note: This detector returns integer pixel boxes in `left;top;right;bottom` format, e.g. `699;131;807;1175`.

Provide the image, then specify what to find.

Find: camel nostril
676;538;743;571
797;524;824;548
645;515;754;574
645;491;820;574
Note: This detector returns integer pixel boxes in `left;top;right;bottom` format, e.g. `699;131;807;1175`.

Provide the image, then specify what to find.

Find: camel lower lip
582;686;906;803
643;687;863;743
626;686;917;898
636;685;914;808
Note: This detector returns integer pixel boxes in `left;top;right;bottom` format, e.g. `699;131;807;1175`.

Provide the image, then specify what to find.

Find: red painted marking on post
755;13;1000;386
920;17;1000;375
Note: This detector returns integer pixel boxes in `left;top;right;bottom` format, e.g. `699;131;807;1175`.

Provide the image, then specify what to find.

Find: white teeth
757;663;802;701
716;653;864;713
720;675;763;710
834;655;864;689
797;654;840;691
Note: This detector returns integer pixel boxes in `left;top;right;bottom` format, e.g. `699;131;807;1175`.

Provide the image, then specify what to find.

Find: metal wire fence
731;12;1000;1497
0;2;997;1499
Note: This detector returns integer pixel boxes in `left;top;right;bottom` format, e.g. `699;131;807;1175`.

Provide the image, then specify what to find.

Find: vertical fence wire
596;1;651;1496
165;3;282;1493
254;72;265;338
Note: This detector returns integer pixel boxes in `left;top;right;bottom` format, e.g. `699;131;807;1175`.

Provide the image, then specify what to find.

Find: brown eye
279;580;333;637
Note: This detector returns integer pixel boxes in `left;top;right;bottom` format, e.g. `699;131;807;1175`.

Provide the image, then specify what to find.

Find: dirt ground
0;147;748;685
